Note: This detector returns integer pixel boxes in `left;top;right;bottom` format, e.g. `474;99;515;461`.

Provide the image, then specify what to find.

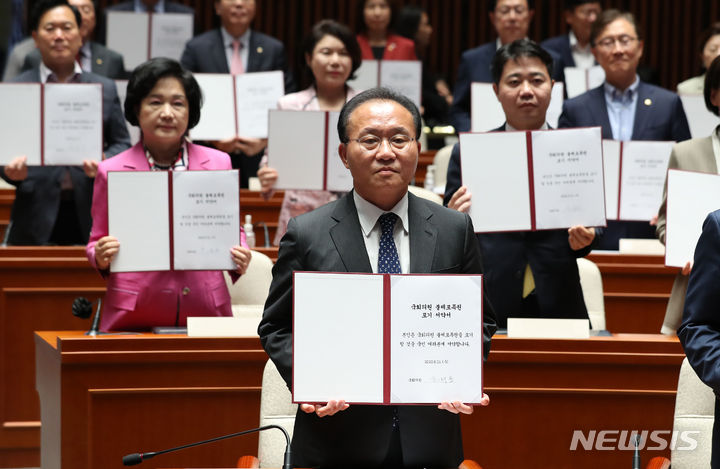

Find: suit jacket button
182;287;190;296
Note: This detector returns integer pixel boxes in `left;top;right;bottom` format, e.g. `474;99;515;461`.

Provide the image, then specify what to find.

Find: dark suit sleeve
557;99;575;129
670;94;692;143
449;53;473;133
270;41;295;94
443;143;461;206
179;40;199;72
103;79;131;157
678;211;720;394
258;216;302;389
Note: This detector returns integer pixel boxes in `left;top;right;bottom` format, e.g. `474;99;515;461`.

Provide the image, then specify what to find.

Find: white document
108;171;170;272
461;127;605;232
43;83;103;165
150;12;193;62
0;83;41;165
389;275;484;404
235;71;284;138
347;60;379;93
293;273;385;404
461;131;532;231
531;127;605;229
325;111;353;192
665;170;720;267
471;82;564;132
172;170;240;270
379;60;422;109
680;94;720;139
191;74;237;140
106;11;149;70
293;272;485;405
114;80;141;145
602;140;621;220
269;110;326;190
563;65;605;99
617;141;674;221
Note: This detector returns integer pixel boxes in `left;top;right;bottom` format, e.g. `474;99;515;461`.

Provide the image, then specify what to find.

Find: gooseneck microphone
122;424;292;469
71;297;103;336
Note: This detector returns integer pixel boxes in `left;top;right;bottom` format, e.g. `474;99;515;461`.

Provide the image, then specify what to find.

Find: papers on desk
0;83;103;165
680;94;720;138
108;170;240;272
470;82;564;131
602;140;674;221
292;272;484;405
267;110;351;191
347;60;422;109
563;65;605;99
191;71;284;140
665;169;720;267
106;11;193;70
459;127;605;232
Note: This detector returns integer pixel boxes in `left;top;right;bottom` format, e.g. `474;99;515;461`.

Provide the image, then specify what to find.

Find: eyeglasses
495;5;528;17
575;6;600;19
594;35;638;50
348;134;416;152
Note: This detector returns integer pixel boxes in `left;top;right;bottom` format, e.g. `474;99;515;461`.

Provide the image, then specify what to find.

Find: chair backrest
576;258;606;330
671;357;715;468
258;359;297;468
224;250;274;307
408;185;443;205
432;144;454;189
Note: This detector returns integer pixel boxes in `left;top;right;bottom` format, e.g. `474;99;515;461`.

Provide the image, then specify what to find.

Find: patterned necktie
231;40;244;75
378;213;401;274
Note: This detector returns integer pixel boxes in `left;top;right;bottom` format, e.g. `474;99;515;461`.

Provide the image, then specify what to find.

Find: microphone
632;433;641;469
256;221;270;247
71;297;103;336
122;424;292;469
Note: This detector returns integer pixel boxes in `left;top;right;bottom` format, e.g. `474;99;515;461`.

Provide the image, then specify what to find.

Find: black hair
303;19;362;84
489;0;534;11
30;0;82;31
698;22;720;72
395;5;423;41
563;0;599;11
590;9;641;47
491;38;553;85
337;87;421;143
705;55;720;116
124;57;203;130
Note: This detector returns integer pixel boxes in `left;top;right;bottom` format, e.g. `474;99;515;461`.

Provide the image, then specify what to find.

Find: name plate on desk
507;318;590;339
187;316;260;337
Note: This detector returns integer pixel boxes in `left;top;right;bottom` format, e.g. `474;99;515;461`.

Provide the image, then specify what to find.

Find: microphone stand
122;424;292;468
85;298;102;336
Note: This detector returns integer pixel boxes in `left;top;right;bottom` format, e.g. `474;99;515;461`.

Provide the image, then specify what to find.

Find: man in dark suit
558;9;691;249
444;39;598;330
1;0;130;245
258;87;496;468
98;0;196;44
180;0;293;187
24;0;126;79
449;0;564;133
678;209;720;469
541;0;600;70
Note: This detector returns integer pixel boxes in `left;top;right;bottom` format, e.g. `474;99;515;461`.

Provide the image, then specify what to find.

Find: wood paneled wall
97;0;720;91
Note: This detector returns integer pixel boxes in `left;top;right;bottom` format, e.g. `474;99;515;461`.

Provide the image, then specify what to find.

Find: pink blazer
86;142;246;331
356;33;417;61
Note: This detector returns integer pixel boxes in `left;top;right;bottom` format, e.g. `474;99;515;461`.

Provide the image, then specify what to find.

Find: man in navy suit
180;0;293;187
1;0;130;245
444;39;598;330
558;9;691;250
449;0;564;133
541;0;601;70
678;209;720;469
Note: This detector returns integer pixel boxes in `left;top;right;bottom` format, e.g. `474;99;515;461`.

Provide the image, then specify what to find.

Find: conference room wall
94;0;720;92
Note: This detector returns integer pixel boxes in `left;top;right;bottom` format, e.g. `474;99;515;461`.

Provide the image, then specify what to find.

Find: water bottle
244;214;256;248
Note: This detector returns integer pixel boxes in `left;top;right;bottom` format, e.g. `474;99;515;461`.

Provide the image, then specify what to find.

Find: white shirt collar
505;121;550;131
39;60;83;83
221;26;251;48
353;190;409;239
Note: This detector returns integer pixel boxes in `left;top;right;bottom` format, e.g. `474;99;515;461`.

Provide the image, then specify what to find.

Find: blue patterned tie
378;213;401;274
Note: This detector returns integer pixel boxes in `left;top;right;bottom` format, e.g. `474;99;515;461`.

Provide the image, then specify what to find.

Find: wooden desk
588;253;677;333
35;332;683;469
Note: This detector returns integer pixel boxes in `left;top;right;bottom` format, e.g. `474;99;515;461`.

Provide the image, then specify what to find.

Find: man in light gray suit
24;0;126;79
259;87;496;468
1;0;130;245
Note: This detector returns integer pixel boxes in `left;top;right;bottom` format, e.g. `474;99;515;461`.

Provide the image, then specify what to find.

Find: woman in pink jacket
87;58;252;331
257;20;362;244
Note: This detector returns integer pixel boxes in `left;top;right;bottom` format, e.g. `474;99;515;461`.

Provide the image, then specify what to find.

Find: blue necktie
378;213;401;274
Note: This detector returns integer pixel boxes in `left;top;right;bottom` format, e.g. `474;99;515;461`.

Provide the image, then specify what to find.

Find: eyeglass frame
593;35;639;50
346;134;418;152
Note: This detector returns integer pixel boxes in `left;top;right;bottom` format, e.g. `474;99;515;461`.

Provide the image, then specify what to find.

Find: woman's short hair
304;19;362;83
704;55;720;116
124;57;202;129
395;5;423;41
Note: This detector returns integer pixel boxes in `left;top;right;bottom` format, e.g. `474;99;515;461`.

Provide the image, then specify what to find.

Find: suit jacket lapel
186;143;212;170
120;143;150;169
408;193;437;273
89;42;106;76
329;193;373;273
247;30;260;72
632;82;651;139
590;86;613;139
211;29;230;73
